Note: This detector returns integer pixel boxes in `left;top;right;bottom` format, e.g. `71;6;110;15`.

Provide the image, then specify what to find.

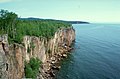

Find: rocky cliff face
0;34;25;79
0;27;75;79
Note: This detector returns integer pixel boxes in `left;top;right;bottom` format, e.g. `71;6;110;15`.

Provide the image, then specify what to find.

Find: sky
0;0;120;23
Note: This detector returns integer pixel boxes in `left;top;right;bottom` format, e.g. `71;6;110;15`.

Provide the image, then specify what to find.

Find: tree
0;9;18;35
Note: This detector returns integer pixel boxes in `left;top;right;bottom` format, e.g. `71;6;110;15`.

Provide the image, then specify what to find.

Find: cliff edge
0;27;75;79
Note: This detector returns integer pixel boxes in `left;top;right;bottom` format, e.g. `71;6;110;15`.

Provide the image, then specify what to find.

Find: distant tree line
0;9;71;44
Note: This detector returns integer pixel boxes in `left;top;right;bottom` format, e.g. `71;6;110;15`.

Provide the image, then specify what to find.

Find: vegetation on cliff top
0;9;71;43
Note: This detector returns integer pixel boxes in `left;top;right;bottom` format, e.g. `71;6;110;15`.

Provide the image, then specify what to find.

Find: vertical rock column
0;34;8;79
0;35;25;79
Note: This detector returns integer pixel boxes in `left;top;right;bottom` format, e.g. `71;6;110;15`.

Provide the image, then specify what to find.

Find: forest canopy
0;9;71;43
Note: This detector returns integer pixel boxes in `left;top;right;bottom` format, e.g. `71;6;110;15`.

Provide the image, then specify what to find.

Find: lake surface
56;24;120;79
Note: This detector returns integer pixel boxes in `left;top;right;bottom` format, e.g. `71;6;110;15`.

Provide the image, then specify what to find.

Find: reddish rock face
0;27;75;79
0;35;25;79
7;44;25;79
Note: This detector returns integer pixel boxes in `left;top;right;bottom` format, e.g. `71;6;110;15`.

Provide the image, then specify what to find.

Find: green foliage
0;9;18;37
24;57;42;79
27;42;35;53
15;20;71;40
30;42;35;50
0;9;71;44
0;9;18;32
27;46;31;53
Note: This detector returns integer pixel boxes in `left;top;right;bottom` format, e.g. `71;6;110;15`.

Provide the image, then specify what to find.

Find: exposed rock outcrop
0;34;25;79
0;27;75;79
0;34;8;79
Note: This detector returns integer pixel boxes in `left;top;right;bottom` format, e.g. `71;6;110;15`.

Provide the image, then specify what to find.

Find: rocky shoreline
40;44;74;79
0;28;75;79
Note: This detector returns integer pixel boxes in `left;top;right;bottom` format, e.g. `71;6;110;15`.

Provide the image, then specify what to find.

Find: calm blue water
56;24;120;79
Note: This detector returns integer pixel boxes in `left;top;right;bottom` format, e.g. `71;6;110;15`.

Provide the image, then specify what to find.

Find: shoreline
0;27;75;79
40;45;74;79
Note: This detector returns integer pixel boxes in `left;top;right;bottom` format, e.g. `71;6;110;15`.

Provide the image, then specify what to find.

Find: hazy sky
0;0;120;23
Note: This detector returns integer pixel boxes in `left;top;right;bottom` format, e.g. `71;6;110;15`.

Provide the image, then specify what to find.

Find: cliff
0;27;75;79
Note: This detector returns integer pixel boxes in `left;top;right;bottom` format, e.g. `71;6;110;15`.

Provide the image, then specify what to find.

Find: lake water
56;24;120;79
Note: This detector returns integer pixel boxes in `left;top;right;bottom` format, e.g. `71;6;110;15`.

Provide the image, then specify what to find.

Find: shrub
30;42;35;50
27;46;31;53
24;57;42;79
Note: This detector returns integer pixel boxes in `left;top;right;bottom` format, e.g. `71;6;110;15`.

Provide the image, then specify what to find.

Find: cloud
0;0;14;3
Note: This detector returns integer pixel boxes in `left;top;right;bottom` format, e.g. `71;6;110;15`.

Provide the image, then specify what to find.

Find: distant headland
19;17;90;24
67;21;90;24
